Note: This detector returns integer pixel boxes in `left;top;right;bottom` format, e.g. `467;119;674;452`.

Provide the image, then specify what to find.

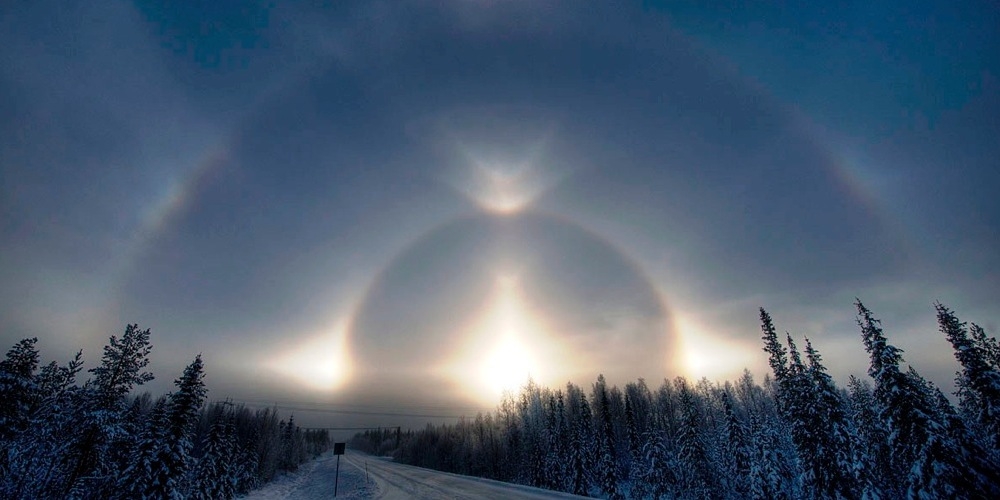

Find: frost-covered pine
0;337;41;442
722;391;751;497
89;324;155;408
568;392;594;496
63;324;156;494
748;412;790;500
639;430;677;499
803;337;859;499
847;375;890;499
937;303;1000;453
676;378;716;497
117;396;169;499
593;374;622;499
1;349;84;498
191;404;237;499
760;309;790;400
542;393;567;491
856;301;979;498
123;355;206;499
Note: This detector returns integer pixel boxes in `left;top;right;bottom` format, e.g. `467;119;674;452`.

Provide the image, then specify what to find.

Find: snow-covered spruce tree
748;411;791;500
722;390;752;497
117;396;169;499
518;379;547;487
856;300;979;498
121;355;206;499
624;379;654;498
639;428;678;499
766;314;864;499
760;309;790;400
89;324;155;407
1;349;84;498
191;403;237;500
543;393;567;491
569;391;595;496
917;367;1000;497
593;374;623;499
847;376;890;498
624;387;652;497
63;324;155;495
782;334;813;492
970;322;1000;368
937;303;1000;453
676;377;718;497
278;414;299;472
0;337;41;443
803;337;859;499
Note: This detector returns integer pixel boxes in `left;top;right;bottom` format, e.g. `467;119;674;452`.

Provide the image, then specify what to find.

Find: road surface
243;449;590;499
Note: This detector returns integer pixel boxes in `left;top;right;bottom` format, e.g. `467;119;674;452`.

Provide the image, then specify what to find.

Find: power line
301;427;401;432
217;396;494;414
218;399;473;419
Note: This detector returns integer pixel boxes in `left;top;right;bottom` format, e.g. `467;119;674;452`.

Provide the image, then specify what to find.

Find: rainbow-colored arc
110;27;911;400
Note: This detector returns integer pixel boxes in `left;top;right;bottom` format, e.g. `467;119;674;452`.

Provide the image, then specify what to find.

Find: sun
440;274;571;404
438;273;593;405
480;333;538;397
477;276;541;395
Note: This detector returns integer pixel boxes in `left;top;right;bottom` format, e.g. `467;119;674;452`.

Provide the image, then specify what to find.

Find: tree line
0;324;331;499
354;301;1000;499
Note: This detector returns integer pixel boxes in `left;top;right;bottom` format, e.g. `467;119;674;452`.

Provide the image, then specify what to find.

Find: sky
2;0;998;427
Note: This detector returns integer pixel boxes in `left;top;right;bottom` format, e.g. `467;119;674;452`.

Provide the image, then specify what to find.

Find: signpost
333;442;346;497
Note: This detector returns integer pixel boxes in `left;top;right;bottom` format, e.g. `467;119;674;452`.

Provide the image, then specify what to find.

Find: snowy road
343;453;588;499
243;449;589;499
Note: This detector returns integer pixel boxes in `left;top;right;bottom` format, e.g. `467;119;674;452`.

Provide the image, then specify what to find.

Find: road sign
333;442;346;496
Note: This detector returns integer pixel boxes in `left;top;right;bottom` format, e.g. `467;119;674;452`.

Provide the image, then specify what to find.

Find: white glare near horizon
479;276;542;394
440;275;584;404
673;314;755;382
265;317;353;391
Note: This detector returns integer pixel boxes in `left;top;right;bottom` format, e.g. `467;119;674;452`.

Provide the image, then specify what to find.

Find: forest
0;324;330;499
353;301;1000;499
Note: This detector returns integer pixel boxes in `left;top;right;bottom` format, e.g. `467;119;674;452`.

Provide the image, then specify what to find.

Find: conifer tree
722;391;751;497
542;393;565;490
970;323;1000;368
89;324;154;407
65;324;155;494
676;378;715;497
569;392;594;496
856;300;975;498
803;337;858;499
593;374;622;499
0;337;41;442
1;347;83;498
192;405;237;500
126;355;206;499
747;412;788;500
639;429;676;499
936;303;1000;452
760;309;789;395
847;376;890;498
117;396;169;499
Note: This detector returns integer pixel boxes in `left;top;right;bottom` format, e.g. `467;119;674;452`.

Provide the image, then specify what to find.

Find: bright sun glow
266;317;353;391
478;276;542;395
440;274;583;404
673;314;755;382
